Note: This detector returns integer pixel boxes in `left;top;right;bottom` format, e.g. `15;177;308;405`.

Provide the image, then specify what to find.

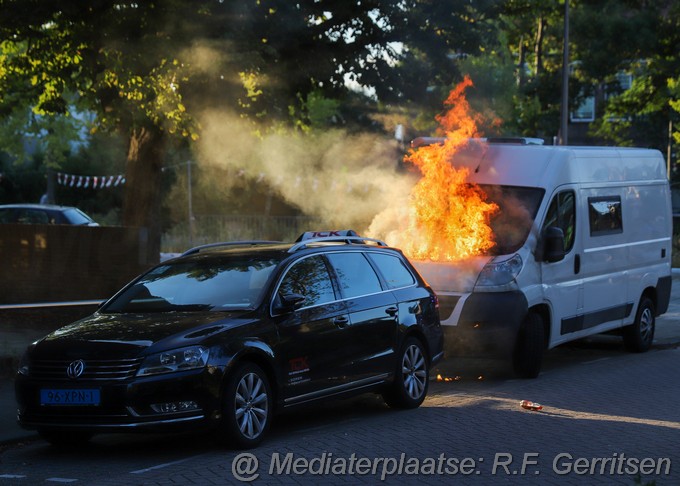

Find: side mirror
276;293;306;314
543;227;566;263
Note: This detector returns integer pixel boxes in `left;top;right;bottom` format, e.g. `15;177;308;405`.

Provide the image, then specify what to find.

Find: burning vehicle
408;137;672;378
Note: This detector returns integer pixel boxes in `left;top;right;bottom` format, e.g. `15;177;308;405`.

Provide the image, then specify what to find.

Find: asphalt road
1;337;678;486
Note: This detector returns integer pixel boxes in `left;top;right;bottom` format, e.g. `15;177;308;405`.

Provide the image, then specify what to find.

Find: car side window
17;209;49;224
278;255;336;308
326;252;383;298
368;253;415;289
543;190;575;252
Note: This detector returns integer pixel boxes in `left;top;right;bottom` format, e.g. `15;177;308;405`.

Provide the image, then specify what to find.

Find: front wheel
383;337;429;409
512;312;545;379
218;362;272;449
623;297;655;353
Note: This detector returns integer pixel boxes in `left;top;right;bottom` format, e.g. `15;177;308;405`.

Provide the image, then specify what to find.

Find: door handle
385;306;398;317
574;254;581;275
333;316;349;328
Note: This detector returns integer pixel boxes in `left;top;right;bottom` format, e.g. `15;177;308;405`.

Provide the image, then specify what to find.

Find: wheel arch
401;326;432;365
221;343;280;409
527;303;551;349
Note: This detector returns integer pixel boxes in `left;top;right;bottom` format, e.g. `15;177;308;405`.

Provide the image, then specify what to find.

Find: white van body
412;139;672;378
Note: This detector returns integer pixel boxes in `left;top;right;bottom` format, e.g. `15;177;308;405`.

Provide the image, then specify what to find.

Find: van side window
543;191;576;252
588;196;623;236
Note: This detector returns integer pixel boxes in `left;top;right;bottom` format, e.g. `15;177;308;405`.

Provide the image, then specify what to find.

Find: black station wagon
15;232;443;448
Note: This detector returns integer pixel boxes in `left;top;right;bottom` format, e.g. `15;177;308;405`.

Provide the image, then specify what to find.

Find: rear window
368;253;415;289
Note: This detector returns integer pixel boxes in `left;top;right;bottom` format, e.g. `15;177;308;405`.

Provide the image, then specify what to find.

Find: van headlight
475;254;523;288
137;346;209;376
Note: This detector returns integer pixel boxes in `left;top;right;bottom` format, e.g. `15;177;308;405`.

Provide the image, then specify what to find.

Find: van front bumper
439;291;528;358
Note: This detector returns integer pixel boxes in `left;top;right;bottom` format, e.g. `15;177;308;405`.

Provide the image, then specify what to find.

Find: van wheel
383;337;429;409
513;312;544;379
218;362;272;449
623;297;655;353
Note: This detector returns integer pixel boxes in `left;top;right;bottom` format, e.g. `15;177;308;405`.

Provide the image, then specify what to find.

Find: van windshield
480;184;545;255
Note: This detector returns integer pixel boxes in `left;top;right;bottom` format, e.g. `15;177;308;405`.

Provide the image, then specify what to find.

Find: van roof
442;141;666;187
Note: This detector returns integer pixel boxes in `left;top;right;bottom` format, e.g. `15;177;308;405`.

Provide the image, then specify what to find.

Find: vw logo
66;359;85;379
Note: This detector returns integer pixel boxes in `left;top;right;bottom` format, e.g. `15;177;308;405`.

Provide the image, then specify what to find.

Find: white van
412;138;672;378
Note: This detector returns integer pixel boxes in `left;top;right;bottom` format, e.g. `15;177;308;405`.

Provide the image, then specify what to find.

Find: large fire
383;76;498;261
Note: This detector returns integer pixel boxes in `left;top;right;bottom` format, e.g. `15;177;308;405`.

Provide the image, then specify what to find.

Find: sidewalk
2;274;680;445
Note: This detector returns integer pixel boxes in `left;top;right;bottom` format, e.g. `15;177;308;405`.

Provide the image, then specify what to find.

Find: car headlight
18;352;30;376
137;346;209;377
475;254;523;288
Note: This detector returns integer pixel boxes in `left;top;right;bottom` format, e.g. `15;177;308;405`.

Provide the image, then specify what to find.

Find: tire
512;312;545;379
218;362;272;449
38;430;93;447
383;337;429;409
623;297;655;353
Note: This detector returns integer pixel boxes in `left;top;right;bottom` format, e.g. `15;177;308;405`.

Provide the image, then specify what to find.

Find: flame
384;76;498;261
436;374;461;382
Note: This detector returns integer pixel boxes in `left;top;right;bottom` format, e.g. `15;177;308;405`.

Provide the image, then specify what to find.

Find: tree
0;1;208;261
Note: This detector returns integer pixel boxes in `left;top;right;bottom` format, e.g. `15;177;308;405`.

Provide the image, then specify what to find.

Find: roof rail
486;137;544;145
288;236;388;253
181;240;281;256
410;136;544;148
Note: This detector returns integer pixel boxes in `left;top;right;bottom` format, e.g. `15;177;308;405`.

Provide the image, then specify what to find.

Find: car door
273;255;353;403
325;251;398;382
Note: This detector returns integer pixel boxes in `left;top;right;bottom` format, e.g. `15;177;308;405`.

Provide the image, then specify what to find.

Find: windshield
480;185;545;255
102;256;280;313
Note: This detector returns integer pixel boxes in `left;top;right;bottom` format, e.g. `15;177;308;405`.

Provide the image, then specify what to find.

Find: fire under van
412;138;672;378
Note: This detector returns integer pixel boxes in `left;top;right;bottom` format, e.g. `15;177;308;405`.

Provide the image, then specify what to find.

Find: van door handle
574;254;581;275
385;306;398;317
333;316;349;328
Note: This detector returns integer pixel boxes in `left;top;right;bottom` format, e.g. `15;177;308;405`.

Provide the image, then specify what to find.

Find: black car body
0;204;98;226
15;233;443;447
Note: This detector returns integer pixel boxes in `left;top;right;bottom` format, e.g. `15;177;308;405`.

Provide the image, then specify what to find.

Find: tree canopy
1;0;679;253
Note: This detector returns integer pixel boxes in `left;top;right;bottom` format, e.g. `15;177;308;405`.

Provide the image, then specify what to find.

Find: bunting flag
56;172;126;189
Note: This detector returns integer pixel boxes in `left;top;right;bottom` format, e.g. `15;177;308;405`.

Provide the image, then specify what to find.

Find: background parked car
0;204;99;226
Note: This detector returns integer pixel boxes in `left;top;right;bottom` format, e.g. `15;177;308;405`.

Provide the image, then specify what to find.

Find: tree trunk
534;17;546;77
518;37;526;88
122;126;165;265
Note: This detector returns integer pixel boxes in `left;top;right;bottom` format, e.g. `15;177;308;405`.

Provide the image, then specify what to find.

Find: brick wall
0;225;152;304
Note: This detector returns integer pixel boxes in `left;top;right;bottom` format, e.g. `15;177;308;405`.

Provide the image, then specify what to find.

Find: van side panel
568;186;630;336
623;180;673;322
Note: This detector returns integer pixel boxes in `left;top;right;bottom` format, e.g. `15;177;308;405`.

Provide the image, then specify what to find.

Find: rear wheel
218;362;272;449
38;430;93;447
623;297;655;353
512;312;545;379
383;337;429;409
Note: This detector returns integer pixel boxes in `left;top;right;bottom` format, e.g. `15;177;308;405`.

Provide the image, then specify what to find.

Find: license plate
40;389;101;406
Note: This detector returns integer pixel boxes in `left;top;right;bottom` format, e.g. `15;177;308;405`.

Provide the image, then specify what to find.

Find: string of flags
57;172;126;189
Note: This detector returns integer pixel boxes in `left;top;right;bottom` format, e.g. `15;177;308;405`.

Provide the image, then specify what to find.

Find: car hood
31;310;254;359
412;257;492;293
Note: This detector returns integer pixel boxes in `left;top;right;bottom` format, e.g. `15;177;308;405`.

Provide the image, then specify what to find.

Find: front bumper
15;367;224;433
438;291;528;358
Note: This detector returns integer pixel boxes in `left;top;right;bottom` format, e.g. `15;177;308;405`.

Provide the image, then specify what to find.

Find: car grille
30;358;143;381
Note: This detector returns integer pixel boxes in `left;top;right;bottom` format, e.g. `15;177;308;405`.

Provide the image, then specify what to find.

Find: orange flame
397;76;498;261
